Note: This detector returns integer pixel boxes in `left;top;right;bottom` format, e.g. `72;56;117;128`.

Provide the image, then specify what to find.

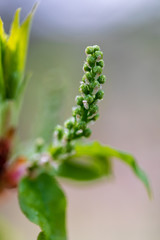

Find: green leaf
2;4;37;99
57;143;112;181
18;172;67;240
0;38;4;100
0;17;6;101
0;17;7;44
4;9;21;98
95;143;152;197
69;142;151;196
18;3;37;73
7;8;20;49
37;232;47;240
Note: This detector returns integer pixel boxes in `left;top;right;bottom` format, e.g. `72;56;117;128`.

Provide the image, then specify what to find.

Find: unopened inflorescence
53;45;106;159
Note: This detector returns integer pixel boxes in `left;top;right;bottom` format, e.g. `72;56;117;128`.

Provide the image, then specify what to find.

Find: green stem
0;100;19;138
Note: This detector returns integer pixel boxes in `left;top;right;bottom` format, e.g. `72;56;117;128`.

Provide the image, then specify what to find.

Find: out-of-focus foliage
0;5;36;101
19;172;67;240
0;4;36;137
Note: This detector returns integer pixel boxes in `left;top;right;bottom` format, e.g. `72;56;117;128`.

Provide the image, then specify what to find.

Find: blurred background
0;0;160;239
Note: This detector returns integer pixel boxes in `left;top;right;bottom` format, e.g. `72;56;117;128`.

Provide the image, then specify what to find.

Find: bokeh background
0;0;160;239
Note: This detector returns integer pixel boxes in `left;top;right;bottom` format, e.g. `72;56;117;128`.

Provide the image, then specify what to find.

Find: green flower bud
52;45;106;159
35;138;44;152
96;60;104;68
93;66;102;75
95;90;104;100
83;128;92;137
94;50;103;60
54;125;64;140
66;131;73;141
80;83;89;94
66;142;74;152
89;105;98;115
85;72;93;81
93;45;100;52
76;95;84;106
85;46;94;54
91;113;100;121
82;100;89;110
77;121;86;130
64;118;74;129
85;95;93;104
90;80;100;93
87;55;96;67
83;63;91;72
72;106;82;116
82;75;86;82
97;75;106;84
52;146;64;159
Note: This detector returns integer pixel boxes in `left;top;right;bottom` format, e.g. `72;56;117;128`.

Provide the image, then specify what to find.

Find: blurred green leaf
38;232;47;240
0;36;4;101
57;141;151;196
57;145;112;181
18;4;37;72
1;4;37;100
18;172;67;240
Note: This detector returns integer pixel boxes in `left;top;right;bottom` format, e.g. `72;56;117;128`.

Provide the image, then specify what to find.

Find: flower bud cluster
52;45;106;159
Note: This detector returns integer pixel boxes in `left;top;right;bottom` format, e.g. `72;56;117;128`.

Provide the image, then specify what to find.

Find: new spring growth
0;4;36;101
52;45;106;159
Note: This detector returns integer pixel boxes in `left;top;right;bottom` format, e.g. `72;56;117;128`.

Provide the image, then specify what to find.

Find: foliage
0;6;151;240
19;173;67;240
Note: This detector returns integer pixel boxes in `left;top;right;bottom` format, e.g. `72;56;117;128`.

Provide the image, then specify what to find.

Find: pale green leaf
0;17;7;42
19;3;37;72
3;4;37;99
0;38;4;100
7;8;20;50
